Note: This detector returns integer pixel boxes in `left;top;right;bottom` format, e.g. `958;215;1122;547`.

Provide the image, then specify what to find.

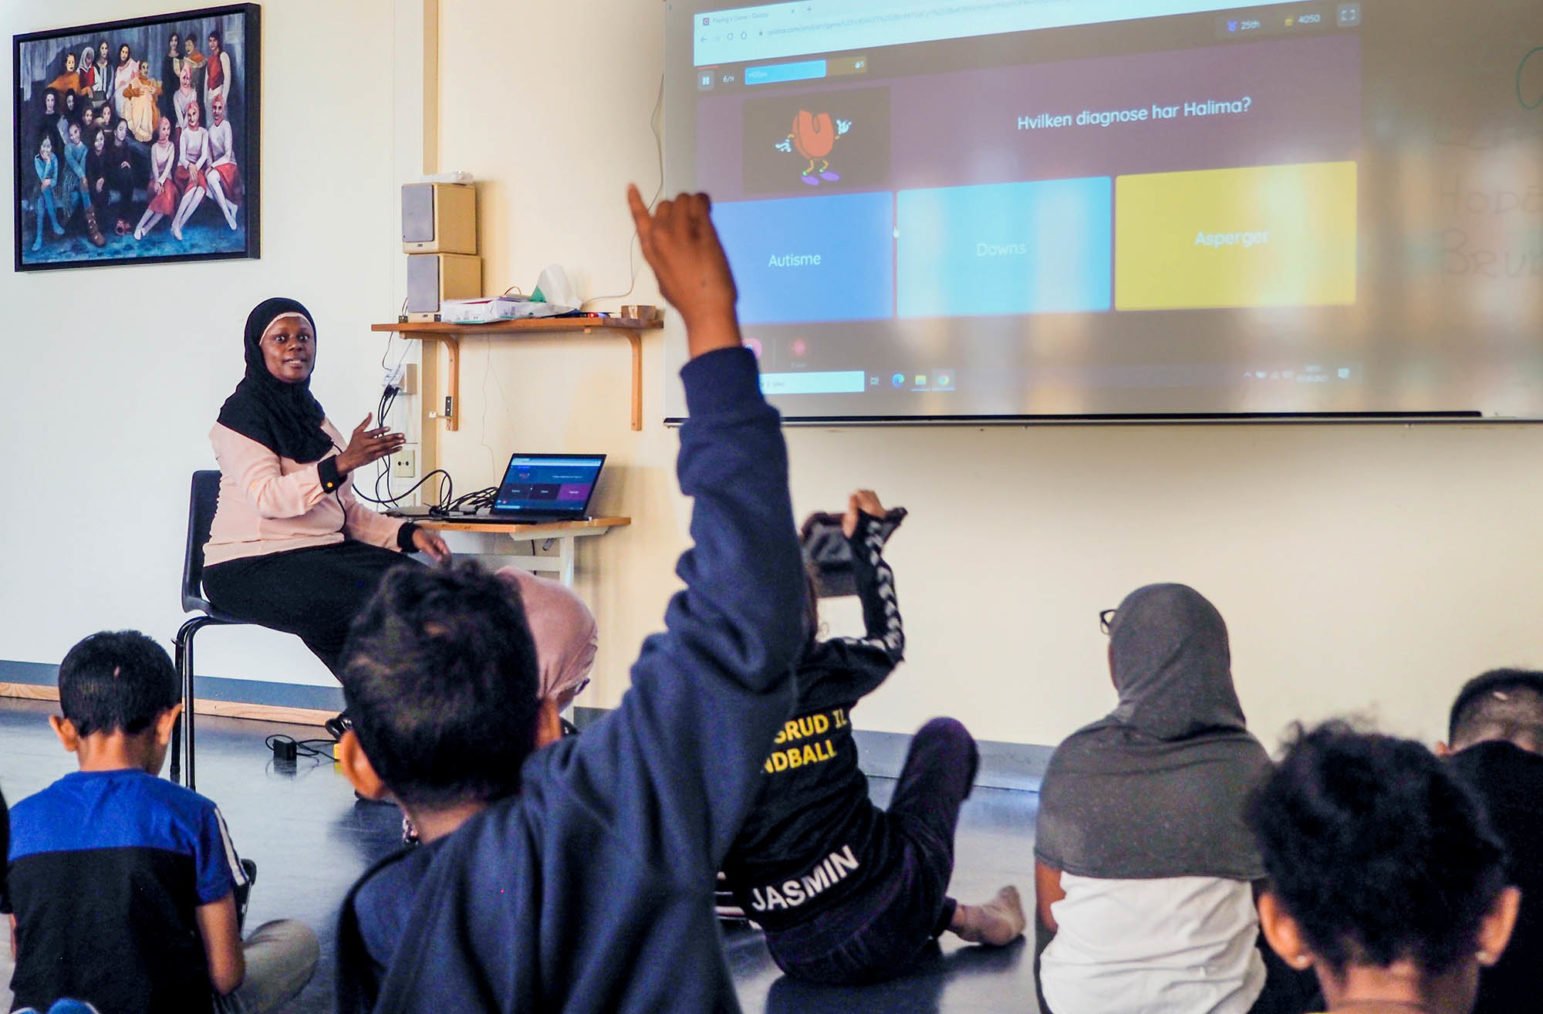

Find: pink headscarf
498;567;598;710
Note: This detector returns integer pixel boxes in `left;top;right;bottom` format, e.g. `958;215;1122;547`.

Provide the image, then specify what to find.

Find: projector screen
662;0;1543;422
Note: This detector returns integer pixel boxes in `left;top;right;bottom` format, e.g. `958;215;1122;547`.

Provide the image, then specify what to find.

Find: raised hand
336;414;405;475
627;184;741;360
842;489;886;538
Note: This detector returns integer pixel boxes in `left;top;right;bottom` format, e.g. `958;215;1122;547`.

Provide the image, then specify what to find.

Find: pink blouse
204;420;406;567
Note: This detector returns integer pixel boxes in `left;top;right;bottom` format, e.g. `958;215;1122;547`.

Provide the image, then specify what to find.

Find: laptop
456;453;606;524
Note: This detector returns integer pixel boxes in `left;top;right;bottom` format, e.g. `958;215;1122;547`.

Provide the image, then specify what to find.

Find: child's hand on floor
843;490;885;538
627;184;741;360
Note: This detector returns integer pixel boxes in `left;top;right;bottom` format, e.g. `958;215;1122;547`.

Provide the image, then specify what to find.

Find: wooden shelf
371;318;663;432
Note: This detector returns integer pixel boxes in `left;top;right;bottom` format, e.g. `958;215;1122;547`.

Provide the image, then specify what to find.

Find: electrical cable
355;468;453;508
264;734;336;762
582;72;666;309
373;383;400;504
436;485;498;516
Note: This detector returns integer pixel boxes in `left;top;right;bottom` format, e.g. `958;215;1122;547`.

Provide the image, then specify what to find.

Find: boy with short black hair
335;561;554;1007
4;631;318;1014
1438;668;1543;1014
332;185;809;1013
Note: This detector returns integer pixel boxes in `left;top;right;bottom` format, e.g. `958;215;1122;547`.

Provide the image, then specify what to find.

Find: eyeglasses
1099;608;1117;635
323;712;352;740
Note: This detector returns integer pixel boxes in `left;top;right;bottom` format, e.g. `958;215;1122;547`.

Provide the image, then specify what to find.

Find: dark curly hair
340;560;540;809
1247;721;1508;976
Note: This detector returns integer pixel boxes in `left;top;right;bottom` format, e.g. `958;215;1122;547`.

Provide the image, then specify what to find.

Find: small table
408;516;631;586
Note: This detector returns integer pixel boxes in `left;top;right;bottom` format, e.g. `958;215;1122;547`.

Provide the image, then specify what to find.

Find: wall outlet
392;447;417;479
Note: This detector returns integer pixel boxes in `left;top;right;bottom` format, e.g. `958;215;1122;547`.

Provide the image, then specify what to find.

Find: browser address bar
693;0;1299;66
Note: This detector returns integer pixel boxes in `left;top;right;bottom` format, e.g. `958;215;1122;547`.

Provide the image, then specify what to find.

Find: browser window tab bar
694;0;1303;67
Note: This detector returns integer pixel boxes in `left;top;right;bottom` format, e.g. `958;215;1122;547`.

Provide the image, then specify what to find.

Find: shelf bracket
420;335;461;432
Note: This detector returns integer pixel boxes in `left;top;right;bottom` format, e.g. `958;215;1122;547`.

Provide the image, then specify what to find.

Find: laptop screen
492;455;605;516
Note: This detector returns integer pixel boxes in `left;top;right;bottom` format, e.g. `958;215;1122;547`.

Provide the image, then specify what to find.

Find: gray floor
0;699;1043;1013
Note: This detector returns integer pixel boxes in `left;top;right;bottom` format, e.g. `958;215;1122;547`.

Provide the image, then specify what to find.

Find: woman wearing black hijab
201;298;450;676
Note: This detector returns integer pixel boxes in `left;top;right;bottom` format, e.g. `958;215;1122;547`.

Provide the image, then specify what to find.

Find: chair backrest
182;470;222;614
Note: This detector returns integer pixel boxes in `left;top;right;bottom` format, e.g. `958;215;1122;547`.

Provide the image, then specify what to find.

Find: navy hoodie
338;347;806;1013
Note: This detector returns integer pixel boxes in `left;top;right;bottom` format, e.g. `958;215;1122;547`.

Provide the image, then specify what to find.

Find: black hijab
216;298;333;463
1034;584;1272;880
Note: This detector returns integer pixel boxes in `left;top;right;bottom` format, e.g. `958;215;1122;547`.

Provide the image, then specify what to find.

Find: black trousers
202;542;416;676
763;717;980;986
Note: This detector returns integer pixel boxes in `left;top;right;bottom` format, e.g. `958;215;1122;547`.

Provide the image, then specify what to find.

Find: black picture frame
13;3;260;271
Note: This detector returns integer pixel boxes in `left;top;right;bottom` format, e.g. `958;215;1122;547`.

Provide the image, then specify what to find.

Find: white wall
434;0;1543;750
0;0;408;690
7;0;1543;750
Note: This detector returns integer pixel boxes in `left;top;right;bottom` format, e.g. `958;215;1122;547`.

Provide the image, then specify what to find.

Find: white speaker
406;254;482;321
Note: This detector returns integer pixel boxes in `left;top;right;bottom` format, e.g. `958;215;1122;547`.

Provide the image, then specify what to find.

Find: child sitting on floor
1249;722;1520;1014
331;184;809;1013
498;565;599;715
1437;669;1543;1014
387;566;597;846
3;631;318;1014
333;562;561;1008
719;490;1024;986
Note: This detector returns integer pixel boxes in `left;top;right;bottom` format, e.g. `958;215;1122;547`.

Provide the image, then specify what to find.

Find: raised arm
809;492;906;699
545;187;805;874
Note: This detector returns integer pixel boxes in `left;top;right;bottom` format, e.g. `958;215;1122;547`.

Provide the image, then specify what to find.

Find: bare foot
951;885;1025;946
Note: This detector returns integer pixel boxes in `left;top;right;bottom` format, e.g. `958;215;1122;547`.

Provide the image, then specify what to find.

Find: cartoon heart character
775;111;853;186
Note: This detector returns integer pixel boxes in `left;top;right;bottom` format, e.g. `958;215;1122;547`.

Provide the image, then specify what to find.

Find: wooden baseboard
0;683;57;703
0;683;332;728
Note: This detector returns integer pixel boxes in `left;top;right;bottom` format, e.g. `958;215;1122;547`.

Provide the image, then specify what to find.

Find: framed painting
13;3;260;271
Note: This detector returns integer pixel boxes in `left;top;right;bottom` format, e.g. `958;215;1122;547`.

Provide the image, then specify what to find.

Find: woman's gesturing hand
411;527;451;563
335;414;404;476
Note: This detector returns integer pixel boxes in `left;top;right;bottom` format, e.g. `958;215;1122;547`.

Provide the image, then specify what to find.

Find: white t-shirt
1041;874;1267;1014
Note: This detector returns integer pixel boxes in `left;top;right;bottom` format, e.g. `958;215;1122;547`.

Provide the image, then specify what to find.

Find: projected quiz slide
672;0;1369;419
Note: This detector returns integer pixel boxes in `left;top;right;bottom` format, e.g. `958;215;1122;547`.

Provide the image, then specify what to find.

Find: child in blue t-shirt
4;631;319;1014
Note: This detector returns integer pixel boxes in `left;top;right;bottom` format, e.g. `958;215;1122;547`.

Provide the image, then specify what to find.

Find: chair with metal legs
171;470;250;790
